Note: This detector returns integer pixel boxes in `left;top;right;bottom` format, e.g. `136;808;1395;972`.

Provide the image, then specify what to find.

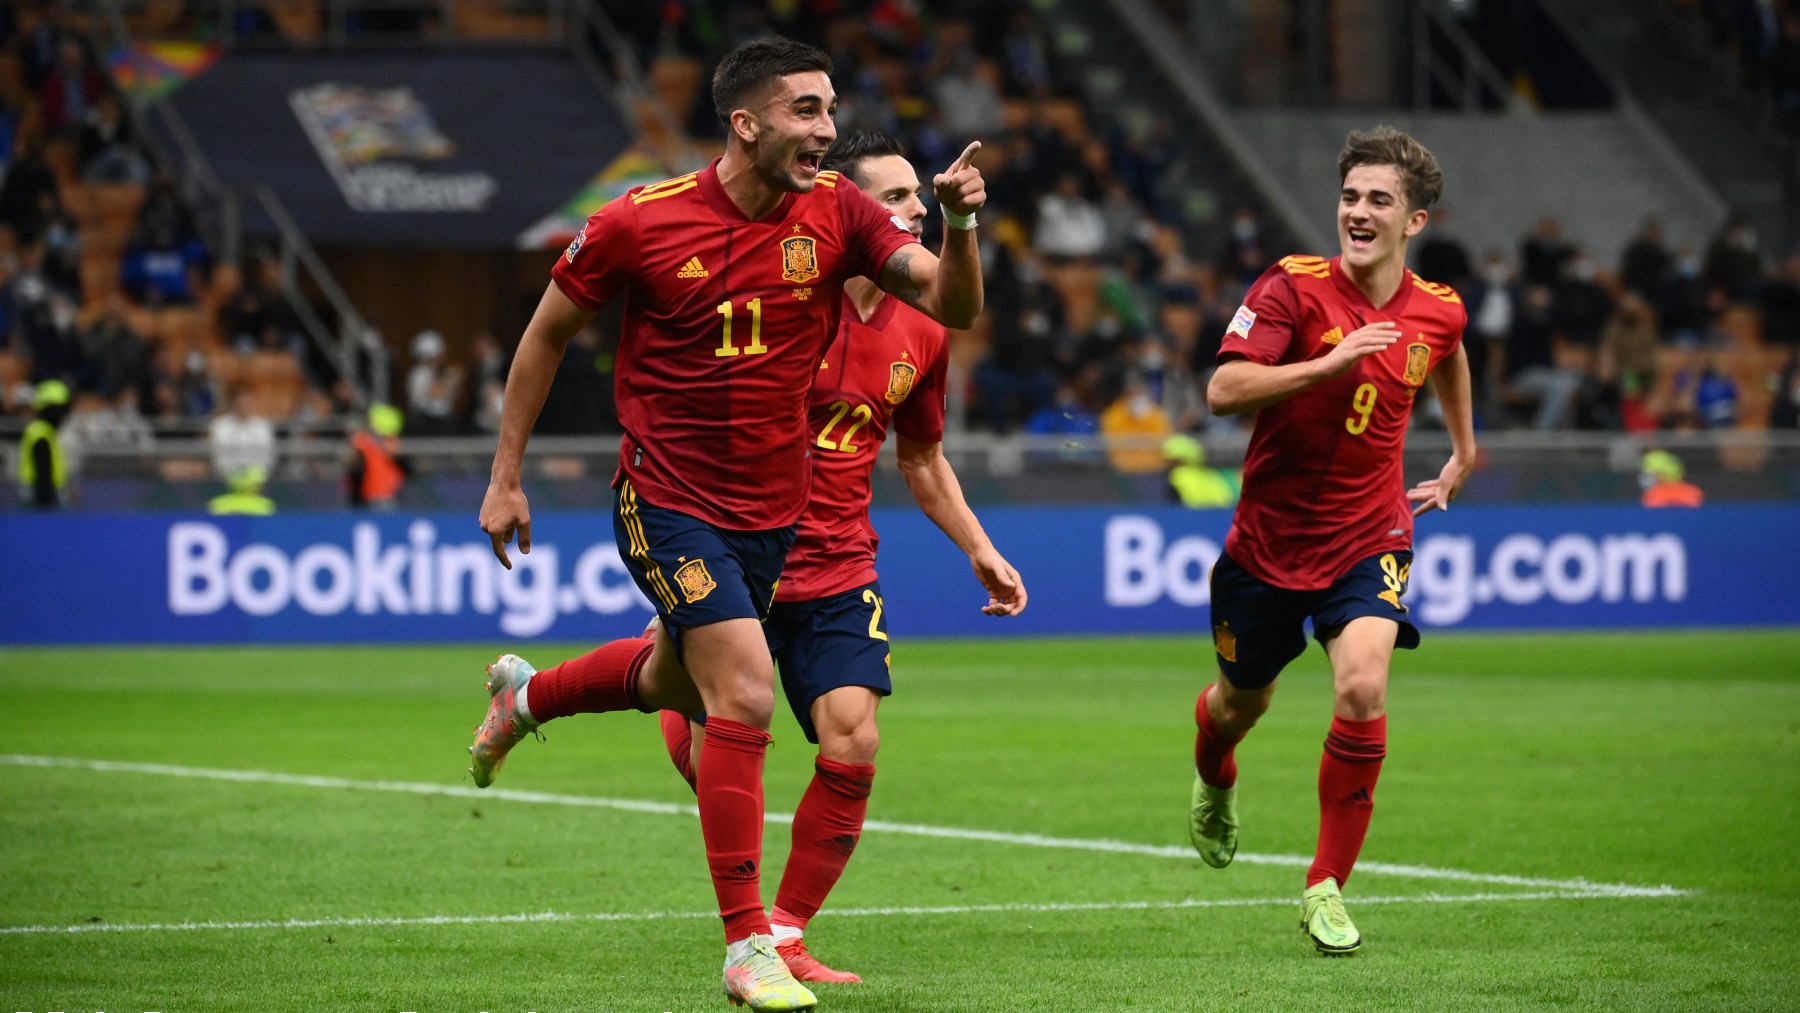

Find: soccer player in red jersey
470;39;987;1011
1186;126;1477;955
653;131;1026;985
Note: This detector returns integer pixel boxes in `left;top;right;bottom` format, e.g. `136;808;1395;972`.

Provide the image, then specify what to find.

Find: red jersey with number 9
777;294;948;602
551;159;916;531
1218;255;1466;590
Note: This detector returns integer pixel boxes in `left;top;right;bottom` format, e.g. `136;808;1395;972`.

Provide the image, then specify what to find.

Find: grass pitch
1;631;1797;1011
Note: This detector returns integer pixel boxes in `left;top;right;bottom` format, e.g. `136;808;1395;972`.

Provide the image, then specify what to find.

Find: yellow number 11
714;298;768;357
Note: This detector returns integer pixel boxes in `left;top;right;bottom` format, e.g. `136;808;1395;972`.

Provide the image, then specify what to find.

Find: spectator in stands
77;294;148;399
405;329;461;435
8;253;81;383
64;387;154;456
1216;207;1270;290
173;349;219;418
1658;249;1713;347
1099;372;1171;473
1555;249;1613;351
135;171;196;247
347;403;407;509
931;38;1004;140
1503;284;1583;429
1413;205;1473;293
120;225;208;306
1463;252;1515;423
463;331;508;434
1034;172;1106;261
976;267;1062;432
38;35;99;137
1620;217;1673;296
78;90;150;185
1162;434;1236;508
1598;289;1662;431
1520;215;1573;287
1760;250;1800;346
38;192;81;297
1639;449;1704;508
0;139;59;244
1024;379;1100;463
208;386;277;485
1692;355;1741;428
1771;349;1800;428
1705;211;1767;303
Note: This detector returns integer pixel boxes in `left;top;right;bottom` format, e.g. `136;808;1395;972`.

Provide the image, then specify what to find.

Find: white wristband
943;207;978;231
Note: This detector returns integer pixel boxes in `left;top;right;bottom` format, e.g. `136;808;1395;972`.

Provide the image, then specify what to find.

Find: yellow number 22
1346;383;1378;435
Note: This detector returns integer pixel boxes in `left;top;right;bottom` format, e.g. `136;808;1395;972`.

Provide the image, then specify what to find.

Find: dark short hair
1337;125;1444;211
711;36;833;126
821;130;906;187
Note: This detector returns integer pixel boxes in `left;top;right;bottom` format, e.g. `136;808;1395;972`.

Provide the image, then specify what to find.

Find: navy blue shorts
764;581;893;744
1209;548;1420;690
611;480;795;655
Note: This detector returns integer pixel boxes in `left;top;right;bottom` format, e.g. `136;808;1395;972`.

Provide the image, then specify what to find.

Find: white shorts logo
1228;305;1256;339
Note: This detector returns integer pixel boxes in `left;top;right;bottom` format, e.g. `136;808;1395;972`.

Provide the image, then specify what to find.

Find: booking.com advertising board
3;505;1798;645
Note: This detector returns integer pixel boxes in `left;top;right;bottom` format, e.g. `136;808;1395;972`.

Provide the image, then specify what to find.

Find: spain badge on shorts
781;235;820;284
1212;622;1237;663
674;558;717;604
885;360;918;405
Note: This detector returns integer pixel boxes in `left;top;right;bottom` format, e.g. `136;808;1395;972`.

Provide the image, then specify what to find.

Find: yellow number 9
1346;383;1377;435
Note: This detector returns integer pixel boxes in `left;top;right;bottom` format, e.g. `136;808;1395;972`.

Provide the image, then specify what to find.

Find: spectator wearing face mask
1100;372;1171;473
1657;250;1711;348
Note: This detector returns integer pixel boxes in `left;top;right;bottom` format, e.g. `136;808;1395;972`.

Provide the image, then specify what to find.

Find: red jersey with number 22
551;160;916;531
1220;255;1466;590
777;294;948;602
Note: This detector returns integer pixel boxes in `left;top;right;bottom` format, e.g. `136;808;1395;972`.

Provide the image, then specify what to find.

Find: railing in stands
92;0;391;410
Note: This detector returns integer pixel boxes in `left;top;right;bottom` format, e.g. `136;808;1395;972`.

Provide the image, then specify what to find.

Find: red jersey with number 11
777;294;948;602
1219;255;1466;590
551;160;916;531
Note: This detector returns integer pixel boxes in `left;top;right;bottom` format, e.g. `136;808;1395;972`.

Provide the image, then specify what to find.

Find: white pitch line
0;890;1683;937
0;755;1688;899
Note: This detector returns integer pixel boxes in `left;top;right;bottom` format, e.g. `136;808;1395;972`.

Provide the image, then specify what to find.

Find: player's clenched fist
933;141;986;217
1320;321;1399;377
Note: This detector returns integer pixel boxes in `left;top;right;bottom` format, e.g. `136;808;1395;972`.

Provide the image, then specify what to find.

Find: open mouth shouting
1347;225;1377;251
796;150;826;178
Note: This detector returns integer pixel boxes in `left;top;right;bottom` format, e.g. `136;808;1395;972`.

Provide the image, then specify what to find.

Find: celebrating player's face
1337;164;1429;272
850;154;927;238
749;70;838;193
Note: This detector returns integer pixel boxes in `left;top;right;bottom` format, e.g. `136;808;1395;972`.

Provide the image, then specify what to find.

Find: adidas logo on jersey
677;257;709;278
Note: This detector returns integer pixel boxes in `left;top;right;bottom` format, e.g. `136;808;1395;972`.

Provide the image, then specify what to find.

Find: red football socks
772;758;876;929
659;709;698;793
1307;713;1387;888
697;716;773;942
525;638;655;721
1194;685;1245;789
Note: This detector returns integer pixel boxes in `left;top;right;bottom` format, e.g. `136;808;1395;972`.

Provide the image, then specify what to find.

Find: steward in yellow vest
18;381;72;509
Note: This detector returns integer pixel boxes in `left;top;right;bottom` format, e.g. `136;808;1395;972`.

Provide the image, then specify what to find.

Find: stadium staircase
1545;0;1796;256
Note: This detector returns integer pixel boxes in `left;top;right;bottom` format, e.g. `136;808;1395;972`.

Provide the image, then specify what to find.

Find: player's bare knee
706;679;777;728
1216;679;1274;731
1334;675;1387;720
820;721;879;765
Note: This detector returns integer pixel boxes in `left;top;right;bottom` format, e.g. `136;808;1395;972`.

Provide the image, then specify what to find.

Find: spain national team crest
885;360;918;405
781;235;820;284
673;559;717;604
564;224;587;263
1213;623;1237;663
1403;341;1432;387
